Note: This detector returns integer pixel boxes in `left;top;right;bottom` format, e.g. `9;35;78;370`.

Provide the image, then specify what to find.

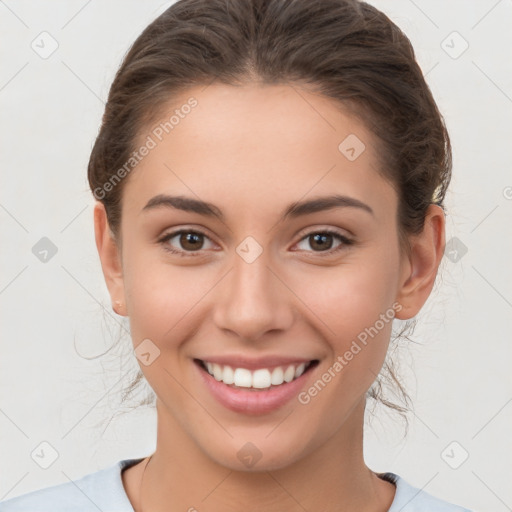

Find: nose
213;249;294;341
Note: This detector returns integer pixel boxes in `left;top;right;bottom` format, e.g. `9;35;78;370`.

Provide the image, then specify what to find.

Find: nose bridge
213;244;293;339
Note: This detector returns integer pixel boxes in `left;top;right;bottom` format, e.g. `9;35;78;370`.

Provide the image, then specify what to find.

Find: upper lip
195;355;318;371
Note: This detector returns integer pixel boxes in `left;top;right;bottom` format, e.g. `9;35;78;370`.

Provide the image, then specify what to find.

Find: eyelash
157;228;354;258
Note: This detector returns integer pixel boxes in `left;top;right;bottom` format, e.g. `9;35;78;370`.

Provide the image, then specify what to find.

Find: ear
93;202;126;316
394;204;446;320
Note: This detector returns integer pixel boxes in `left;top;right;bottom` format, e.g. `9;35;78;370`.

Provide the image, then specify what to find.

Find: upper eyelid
295;225;352;240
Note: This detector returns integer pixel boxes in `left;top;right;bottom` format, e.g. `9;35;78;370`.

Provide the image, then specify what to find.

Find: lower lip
194;360;318;415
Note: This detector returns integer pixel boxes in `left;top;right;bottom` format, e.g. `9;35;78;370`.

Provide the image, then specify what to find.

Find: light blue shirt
0;458;473;511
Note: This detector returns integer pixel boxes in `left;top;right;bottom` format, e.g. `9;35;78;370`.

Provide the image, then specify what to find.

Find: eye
158;227;354;258
294;229;354;255
158;229;215;256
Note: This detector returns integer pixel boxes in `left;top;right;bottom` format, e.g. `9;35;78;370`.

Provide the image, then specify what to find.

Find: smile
196;359;318;389
194;358;320;415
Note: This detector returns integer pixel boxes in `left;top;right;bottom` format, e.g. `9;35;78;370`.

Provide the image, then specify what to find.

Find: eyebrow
141;193;374;221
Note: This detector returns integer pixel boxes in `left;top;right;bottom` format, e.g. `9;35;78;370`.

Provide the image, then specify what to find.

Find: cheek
121;243;219;348
296;255;399;338
290;245;400;391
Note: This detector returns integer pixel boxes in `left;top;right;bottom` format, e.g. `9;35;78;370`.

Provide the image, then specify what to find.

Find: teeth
222;365;234;384
202;360;311;389
270;366;284;385
252;369;271;389
234;368;253;387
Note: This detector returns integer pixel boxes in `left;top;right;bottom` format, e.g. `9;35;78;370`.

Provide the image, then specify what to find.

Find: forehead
125;83;396;220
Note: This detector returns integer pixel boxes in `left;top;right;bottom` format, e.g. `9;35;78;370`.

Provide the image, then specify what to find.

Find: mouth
194;358;320;391
193;356;321;414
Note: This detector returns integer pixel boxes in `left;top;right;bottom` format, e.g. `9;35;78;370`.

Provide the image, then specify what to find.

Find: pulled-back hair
87;0;452;426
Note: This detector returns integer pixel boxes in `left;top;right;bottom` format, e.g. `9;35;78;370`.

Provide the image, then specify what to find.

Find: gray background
1;1;511;511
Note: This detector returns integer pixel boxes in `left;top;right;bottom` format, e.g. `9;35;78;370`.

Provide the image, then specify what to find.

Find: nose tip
212;256;294;340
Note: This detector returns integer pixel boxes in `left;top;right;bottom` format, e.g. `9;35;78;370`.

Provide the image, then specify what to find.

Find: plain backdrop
1;1;511;511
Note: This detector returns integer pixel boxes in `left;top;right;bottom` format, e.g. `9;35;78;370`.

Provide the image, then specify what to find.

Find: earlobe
93;202;127;316
394;204;445;320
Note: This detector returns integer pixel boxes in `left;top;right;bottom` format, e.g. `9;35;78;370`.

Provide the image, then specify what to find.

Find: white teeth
252;369;272;389
202;360;313;389
222;365;234;385
270;366;284;385
294;362;306;379
233;368;252;387
212;363;223;381
283;365;295;383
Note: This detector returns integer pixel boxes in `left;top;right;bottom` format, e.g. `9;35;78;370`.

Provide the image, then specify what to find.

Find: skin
94;83;445;511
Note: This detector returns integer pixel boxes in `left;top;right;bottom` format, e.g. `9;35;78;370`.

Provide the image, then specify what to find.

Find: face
96;83;441;472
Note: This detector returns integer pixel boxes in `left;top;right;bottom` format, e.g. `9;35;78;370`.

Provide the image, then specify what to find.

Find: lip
194;358;319;415
195;355;315;371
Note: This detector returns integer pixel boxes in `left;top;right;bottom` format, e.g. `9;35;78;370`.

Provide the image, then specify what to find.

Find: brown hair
87;0;452;429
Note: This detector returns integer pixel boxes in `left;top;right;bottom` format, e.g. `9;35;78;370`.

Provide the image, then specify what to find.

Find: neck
133;398;395;512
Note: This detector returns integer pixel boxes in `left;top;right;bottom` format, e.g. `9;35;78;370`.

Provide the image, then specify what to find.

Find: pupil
311;233;332;251
181;232;202;250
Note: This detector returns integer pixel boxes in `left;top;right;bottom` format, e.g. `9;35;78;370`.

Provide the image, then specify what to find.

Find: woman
0;0;472;510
